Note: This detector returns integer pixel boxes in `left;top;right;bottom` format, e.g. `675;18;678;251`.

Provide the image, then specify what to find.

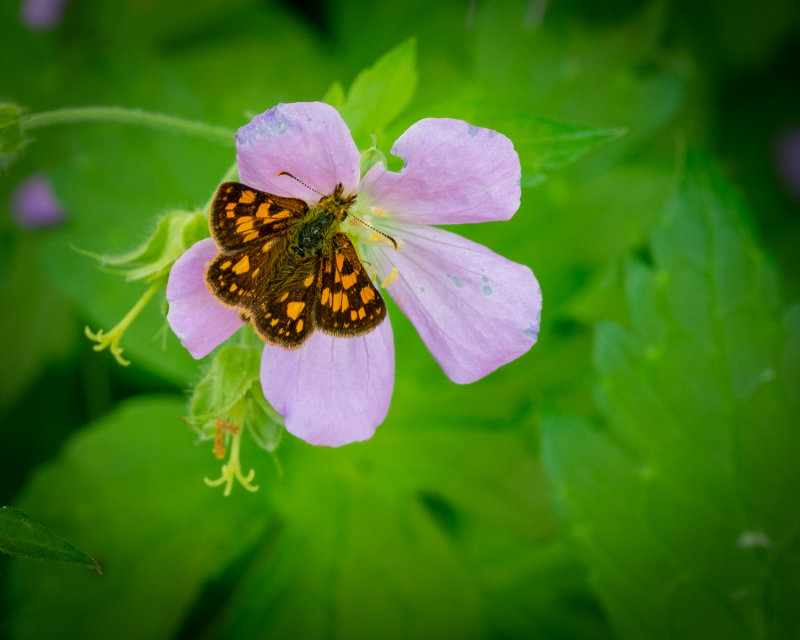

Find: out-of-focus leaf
501;115;626;182
0;507;99;572
541;151;800;639
5;396;273;640
0;237;75;411
0;103;25;164
338;38;417;147
76;210;207;282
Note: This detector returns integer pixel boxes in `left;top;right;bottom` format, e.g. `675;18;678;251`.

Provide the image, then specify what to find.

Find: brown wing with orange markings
315;233;386;337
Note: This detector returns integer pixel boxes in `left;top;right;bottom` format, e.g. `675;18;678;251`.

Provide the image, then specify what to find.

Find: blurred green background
1;0;799;638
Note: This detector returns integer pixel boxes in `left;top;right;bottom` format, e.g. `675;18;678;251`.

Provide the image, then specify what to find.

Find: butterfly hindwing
249;252;319;348
316;233;386;336
210;181;308;252
205;234;291;308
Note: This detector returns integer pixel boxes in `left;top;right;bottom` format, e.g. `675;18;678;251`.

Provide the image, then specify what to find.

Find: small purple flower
9;173;67;229
20;0;69;30
167;102;542;447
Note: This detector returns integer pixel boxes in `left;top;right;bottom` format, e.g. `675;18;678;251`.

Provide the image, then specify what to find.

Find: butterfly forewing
210;181;307;252
316;233;386;336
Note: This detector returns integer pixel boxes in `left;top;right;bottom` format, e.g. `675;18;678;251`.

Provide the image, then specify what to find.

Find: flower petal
260;319;395;447
365;225;541;384
166;239;243;359
236;102;361;201
360;118;521;224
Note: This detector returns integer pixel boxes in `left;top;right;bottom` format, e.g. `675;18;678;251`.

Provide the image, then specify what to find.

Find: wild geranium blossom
167;102;541;447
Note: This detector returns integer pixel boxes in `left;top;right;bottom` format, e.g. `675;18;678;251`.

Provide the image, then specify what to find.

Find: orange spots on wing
273;210;292;219
296;319;304;333
321;287;330;305
270;318;279;326
229;283;238;292
239;190;256;204
341;294;349;311
220;260;232;270
279;292;289;302
336;253;345;272
350;310;357;321
303;274;315;287
262;240;274;252
255;203;271;218
286;301;305;320
358;307;366;320
332;291;343;312
243;231;259;242
341;272;357;289
232;256;250;274
360;286;376;304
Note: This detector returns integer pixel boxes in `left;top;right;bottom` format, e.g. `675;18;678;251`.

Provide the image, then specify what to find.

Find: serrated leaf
542;150;800;639
501;115;626;179
338;38;417;146
0;507;99;572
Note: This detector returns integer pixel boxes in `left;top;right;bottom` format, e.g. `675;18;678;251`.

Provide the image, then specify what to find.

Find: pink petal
360;118;521;224
260;319;395;447
365;225;541;384
166;239;243;359
236;102;361;202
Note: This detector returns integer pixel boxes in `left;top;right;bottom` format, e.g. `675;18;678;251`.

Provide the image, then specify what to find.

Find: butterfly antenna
275;171;325;196
348;214;399;250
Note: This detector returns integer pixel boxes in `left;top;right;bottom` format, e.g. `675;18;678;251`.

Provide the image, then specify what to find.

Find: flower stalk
84;281;161;366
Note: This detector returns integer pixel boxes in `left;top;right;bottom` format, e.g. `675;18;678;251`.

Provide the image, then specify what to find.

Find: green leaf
0;507;99;572
338;38;417;146
541;150;800;639
5;396;273;640
501;115;626;181
76;210;208;283
0;103;25;164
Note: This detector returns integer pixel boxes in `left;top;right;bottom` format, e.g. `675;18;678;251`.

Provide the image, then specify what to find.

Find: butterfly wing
315;233;386;336
206;182;306;308
249;253;319;348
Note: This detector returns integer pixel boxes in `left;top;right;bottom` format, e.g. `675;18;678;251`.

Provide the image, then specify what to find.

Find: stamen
380;267;399;287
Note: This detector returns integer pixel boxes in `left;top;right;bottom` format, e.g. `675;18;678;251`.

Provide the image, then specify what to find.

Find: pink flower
167;102;541;446
9;173;67;229
20;0;69;30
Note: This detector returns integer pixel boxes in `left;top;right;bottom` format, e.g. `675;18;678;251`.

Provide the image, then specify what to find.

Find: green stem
21;106;235;146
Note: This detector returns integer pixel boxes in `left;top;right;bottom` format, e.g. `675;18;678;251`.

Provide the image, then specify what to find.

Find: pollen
286;301;305;320
380;268;399;287
232;256;250;274
370;206;388;217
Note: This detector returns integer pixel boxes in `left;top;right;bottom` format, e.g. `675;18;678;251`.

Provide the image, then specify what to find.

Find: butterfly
205;179;388;349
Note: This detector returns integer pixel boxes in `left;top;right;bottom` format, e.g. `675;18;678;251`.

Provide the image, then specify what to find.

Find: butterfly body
206;181;386;349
